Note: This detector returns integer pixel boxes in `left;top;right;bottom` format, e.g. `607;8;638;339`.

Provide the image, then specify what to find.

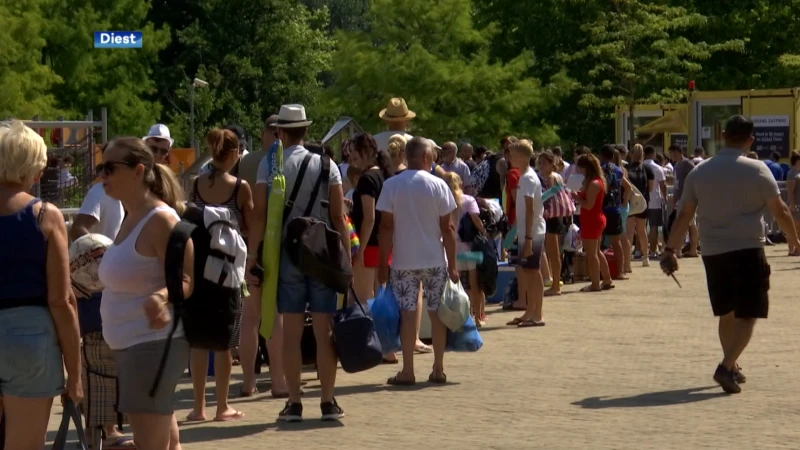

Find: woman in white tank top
96;137;194;450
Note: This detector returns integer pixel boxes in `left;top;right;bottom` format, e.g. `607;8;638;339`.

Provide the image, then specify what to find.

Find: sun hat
274;104;313;128
379;98;416;122
142;124;174;147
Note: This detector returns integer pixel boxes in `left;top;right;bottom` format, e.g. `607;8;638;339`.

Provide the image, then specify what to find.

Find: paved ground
47;245;800;449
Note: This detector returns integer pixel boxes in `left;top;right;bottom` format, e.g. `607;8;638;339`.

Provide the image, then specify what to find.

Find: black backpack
283;153;353;294
148;203;244;397
473;235;499;297
602;163;622;209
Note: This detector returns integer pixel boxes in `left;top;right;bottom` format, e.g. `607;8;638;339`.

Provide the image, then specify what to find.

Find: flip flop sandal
214;409;245;422
428;373;447;384
580;285;602;292
382;357;400;365
544;291;562;297
387;375;416;386
415;344;433;354
506;317;524;326
602;284;616;290
101;437;136;449
518;319;545;328
239;388;258;398
185;412;207;422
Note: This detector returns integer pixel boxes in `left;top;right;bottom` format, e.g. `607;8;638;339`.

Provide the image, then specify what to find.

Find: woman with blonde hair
96;137;194;449
442;172;486;325
0;121;82;450
186;128;253;420
625;144;655;267
387;134;408;174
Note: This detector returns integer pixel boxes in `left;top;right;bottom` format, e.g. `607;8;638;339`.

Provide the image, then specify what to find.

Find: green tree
40;0;169;136
0;0;61;119
565;0;744;145
150;0;333;148
322;0;571;146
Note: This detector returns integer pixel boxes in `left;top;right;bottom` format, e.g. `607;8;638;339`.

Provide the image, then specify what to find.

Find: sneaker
713;364;741;394
320;398;345;421
277;402;303;422
733;365;747;384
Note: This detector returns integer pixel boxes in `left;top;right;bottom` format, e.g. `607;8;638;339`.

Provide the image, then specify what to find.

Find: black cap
724;115;754;143
223;124;246;140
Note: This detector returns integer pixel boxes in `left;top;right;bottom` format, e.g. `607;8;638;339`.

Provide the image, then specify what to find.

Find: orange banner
93;147;196;175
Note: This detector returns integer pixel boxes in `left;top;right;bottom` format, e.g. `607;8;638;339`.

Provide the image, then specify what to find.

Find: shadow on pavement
571;386;726;409
179;422;272;443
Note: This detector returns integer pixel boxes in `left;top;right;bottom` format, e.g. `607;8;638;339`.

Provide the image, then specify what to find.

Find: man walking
377;137;458;385
644;146;667;257
666;145;698;257
662;115;800;394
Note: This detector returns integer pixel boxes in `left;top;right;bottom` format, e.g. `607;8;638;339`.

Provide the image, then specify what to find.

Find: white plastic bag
563;223;583;252
438;279;471;331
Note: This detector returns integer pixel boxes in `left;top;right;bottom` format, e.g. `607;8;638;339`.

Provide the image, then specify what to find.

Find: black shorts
702;248;770;319
630;211;648;220
545;217;564;235
509;235;544;270
603;209;624;236
459;270;472;290
647;208;664;227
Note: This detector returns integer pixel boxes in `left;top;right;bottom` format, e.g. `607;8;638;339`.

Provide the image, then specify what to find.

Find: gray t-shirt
680;148;780;256
255;145;342;237
671;158;695;204
441;158;472;185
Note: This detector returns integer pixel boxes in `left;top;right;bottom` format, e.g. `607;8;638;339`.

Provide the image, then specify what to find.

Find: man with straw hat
373;97;415;152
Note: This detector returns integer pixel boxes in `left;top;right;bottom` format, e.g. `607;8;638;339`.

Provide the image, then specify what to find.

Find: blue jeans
277;251;338;314
0;306;65;398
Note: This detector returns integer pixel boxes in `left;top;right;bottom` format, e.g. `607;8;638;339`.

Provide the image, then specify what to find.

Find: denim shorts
277;250;338;314
0;306;65;398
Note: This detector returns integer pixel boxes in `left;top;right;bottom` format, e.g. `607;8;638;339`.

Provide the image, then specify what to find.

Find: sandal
214;409;245;422
387;375;416;386
415;343;433;354
101;437;136;449
382;357;399;365
580;285;601;292
428;372;447;384
518;319;545;328
185;411;206;422
602;283;616;290
506;317;524;326
239;388;258;398
544;290;561;297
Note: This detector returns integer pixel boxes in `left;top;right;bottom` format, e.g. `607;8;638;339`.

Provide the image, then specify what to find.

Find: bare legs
583;238;612;291
468;269;485;325
1;395;52;450
128;412;180;450
609;235;627;279
188;350;242;421
240;286;286;396
517;267;544;323
718;312;756;371
544;232;562;295
283;312;337;404
626;217;649;266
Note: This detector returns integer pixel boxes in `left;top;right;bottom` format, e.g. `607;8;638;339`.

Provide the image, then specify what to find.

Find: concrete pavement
47;245;800;449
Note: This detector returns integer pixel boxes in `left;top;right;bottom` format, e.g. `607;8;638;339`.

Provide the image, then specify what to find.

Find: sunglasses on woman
95;161;136;177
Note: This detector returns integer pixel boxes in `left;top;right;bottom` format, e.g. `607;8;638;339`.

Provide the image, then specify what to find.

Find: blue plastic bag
446;315;484;352
366;286;401;353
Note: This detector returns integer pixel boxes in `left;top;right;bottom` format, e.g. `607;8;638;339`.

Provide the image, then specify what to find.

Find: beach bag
544;185;576;219
284;154;353;294
438;279;471;331
366;285;401;353
150;203;245;397
333;287;383;373
51;398;89;450
563;223;582;252
446;315;484;352
628;184;647;215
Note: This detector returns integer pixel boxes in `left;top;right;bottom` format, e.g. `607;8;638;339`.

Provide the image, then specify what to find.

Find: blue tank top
0;198;48;309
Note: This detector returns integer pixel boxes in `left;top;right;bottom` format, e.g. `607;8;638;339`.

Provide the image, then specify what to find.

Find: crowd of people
1;98;797;449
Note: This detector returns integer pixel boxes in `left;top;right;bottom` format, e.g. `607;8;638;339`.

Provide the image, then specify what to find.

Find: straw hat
379;98;416;122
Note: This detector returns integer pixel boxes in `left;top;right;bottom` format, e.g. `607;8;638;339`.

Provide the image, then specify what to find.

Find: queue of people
4;100;799;450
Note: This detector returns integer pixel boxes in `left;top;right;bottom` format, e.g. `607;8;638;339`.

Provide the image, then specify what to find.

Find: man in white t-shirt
70;182;124;241
376;137;458;386
508;139;546;327
644;146;668;256
372;97;415;152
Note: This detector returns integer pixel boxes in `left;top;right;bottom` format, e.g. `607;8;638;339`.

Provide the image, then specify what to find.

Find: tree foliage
322;0;571;145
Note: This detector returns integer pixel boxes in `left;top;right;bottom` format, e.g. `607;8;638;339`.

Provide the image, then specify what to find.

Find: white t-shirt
373;131;413;152
78;183;124;240
376;170;456;270
560;161;571;179
644;159;666;209
515;168;546;243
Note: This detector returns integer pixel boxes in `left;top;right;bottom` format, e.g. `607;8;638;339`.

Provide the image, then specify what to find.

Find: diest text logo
94;31;142;48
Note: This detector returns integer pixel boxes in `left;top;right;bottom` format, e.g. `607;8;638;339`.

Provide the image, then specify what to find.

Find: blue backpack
602;163;622;209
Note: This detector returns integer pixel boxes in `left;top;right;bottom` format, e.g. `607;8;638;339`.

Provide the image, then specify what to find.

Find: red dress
578;178;606;240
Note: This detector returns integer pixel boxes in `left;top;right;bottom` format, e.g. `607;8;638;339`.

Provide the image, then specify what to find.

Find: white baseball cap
428;138;442;150
143;124;174;147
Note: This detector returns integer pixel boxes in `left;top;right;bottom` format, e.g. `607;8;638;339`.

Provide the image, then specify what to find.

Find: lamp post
190;77;209;158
